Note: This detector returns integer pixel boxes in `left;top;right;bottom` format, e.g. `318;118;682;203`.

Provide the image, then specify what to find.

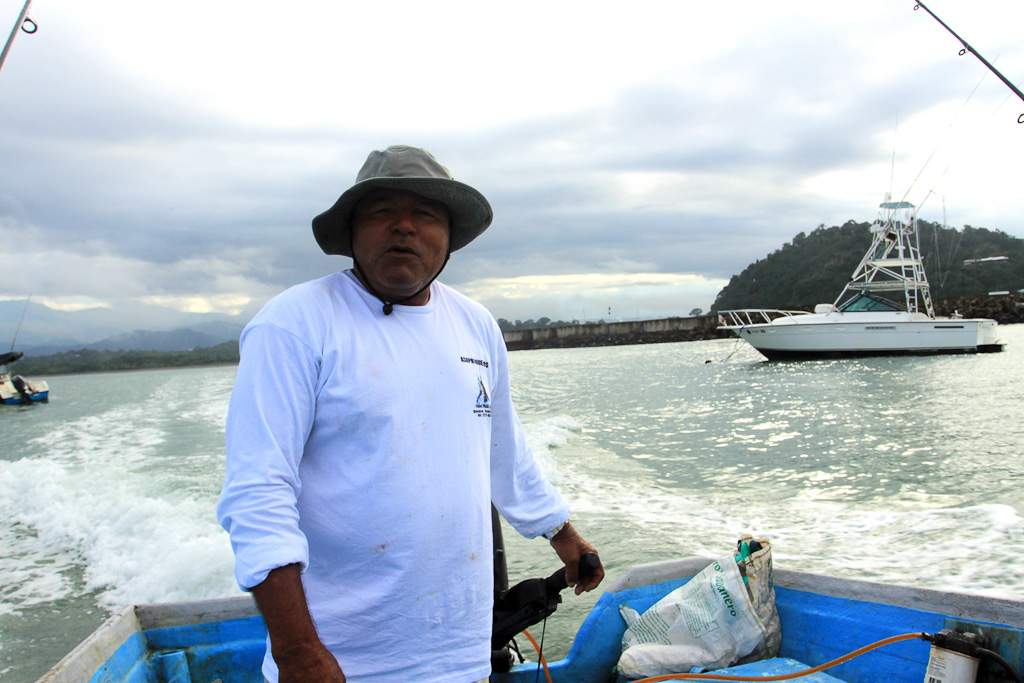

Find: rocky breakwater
934;292;1024;325
502;316;718;352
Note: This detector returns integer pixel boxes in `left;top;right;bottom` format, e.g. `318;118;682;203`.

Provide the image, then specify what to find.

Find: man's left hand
549;522;605;595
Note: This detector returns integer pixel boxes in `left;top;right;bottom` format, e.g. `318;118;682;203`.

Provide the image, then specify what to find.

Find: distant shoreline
12;293;1020;375
26;361;242;378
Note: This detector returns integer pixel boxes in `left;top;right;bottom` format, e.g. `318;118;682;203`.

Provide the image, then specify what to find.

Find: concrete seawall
502;316;719;351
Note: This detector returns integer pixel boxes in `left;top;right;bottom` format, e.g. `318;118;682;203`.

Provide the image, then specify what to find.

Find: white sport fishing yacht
717;199;1004;360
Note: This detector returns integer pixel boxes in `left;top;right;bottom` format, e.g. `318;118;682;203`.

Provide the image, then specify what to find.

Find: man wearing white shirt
218;145;603;683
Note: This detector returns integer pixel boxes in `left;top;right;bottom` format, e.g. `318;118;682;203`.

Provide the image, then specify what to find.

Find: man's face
351;189;451;305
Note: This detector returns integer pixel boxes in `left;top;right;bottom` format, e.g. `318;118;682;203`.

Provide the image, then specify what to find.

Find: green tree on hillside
711;221;1024;311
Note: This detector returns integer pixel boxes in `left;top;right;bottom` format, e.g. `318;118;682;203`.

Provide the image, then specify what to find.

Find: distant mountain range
0;300;247;355
80;321;246;353
7;219;1022;355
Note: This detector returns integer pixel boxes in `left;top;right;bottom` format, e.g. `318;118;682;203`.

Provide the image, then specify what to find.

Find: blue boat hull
495;558;1024;683
1;390;48;405
35;558;1024;683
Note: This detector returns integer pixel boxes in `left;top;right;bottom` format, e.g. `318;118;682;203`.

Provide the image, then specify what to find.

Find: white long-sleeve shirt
217;270;569;683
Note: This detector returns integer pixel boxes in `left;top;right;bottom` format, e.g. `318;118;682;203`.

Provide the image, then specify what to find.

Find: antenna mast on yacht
913;1;1024;124
9;295;32;352
0;0;36;78
889;111;899;199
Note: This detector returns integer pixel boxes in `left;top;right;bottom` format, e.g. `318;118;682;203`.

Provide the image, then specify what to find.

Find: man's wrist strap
542;520;568;540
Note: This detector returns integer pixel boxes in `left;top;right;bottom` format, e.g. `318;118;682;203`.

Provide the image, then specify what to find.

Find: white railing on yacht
717;309;814;328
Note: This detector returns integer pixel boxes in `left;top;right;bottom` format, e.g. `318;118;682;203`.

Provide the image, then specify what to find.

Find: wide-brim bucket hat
312;145;494;257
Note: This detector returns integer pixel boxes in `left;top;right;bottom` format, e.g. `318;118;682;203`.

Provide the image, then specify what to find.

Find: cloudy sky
2;0;1023;334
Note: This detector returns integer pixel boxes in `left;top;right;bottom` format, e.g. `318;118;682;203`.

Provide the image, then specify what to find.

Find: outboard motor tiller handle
544;551;602;593
491;551;602;661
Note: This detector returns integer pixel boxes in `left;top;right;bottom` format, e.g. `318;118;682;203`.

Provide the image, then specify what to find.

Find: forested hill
710;221;1024;312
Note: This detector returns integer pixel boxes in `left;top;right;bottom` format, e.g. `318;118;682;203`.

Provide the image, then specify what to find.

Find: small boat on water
717;199;1005;360
0;350;48;404
34;555;1024;683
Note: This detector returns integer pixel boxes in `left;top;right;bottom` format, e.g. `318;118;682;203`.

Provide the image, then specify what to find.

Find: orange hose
631;632;927;682
522;629;553;683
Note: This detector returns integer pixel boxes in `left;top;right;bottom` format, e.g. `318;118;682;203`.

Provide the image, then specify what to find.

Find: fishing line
940;226;966;292
917;66;1014;294
929;196;959;292
914;165;952;215
888;110;899;200
899;63;1003;293
993;92;1015;117
9;295;31;352
898;72;986;208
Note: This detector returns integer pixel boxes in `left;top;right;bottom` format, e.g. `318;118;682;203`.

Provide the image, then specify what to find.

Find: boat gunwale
34;606;140;683
135;594;258;630
610;556;1024;628
34;561;1024;682
128;562;1024;635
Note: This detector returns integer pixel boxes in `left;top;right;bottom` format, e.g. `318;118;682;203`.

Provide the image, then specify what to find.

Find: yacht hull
733;314;1002;360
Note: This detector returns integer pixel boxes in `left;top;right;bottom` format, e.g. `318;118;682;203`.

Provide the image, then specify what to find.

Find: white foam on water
523;415;583;485
32;405;166;467
0;410;579;615
151;370;234;430
0;522;77;617
175;399;231;432
0;455;240;612
545;433;1024;600
758;500;1024;598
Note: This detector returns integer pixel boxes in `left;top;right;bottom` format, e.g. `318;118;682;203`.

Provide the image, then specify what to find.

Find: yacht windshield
838;294;904;312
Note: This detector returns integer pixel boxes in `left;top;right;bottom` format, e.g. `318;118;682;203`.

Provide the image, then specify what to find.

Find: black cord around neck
352;253;451;315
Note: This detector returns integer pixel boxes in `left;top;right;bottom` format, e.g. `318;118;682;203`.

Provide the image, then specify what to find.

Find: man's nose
390;210;417;232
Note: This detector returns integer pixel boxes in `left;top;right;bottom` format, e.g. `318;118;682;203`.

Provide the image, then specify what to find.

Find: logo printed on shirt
461;356;492;418
474;376;491;418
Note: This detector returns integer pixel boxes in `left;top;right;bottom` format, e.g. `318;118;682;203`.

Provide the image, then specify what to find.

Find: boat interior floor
615;657;846;682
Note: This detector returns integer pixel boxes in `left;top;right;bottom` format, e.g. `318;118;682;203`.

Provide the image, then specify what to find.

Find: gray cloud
1;0;1022;335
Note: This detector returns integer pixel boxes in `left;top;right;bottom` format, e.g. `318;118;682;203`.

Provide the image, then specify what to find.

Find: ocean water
2;327;1024;682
